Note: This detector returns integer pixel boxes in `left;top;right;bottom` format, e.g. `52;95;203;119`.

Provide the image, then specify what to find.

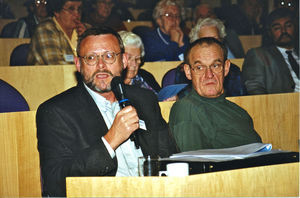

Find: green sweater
169;89;262;152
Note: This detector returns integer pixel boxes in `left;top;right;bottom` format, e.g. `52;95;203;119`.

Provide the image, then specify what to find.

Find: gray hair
152;0;181;21
189;17;226;43
118;31;145;57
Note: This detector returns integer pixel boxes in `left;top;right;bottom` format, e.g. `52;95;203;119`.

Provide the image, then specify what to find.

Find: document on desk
161;143;288;162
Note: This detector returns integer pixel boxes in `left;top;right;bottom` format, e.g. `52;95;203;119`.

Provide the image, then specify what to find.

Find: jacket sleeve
36;104;117;197
242;48;268;95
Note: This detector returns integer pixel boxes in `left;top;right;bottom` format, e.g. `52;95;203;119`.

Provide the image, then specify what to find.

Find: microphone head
111;76;125;101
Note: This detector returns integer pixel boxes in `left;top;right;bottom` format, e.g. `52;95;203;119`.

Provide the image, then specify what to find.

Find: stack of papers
161;143;287;162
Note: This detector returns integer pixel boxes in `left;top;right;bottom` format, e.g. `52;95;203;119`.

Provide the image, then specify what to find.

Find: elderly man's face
125;45;142;78
75;34;127;94
184;43;230;98
156;5;180;35
270;16;295;49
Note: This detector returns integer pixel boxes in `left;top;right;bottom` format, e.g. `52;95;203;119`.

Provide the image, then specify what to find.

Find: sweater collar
189;88;226;103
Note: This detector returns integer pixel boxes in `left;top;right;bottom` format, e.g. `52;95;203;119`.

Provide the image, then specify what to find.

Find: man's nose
204;67;214;78
96;57;106;69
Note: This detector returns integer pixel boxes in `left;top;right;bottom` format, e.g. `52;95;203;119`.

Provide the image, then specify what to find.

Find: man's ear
122;53;128;70
224;59;231;77
184;64;192;80
74;56;81;72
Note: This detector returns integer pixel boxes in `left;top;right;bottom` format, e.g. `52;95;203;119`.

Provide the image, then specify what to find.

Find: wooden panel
227;93;299;152
159;92;299;152
0;111;41;197
0;65;77;110
66;162;299;197
127;8;146;20
239;35;262;53
230;58;244;70
142;61;181;86
123;21;153;31
0;38;30;66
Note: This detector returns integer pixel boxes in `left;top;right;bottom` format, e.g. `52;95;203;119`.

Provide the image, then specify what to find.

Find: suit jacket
36;82;178;197
242;45;295;95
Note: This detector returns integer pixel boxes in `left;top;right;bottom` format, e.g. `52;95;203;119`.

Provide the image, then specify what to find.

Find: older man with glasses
169;37;261;152
27;0;87;65
138;0;189;62
36;26;178;197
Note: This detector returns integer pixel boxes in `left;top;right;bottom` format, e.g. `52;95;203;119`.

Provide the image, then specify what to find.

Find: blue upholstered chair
0;79;29;113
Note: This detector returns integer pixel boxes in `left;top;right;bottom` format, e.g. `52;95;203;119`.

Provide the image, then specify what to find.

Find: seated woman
0;79;29;113
27;0;87;65
118;30;161;94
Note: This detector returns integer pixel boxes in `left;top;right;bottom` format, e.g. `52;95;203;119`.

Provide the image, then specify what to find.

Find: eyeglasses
35;0;47;5
62;6;82;15
161;13;180;20
79;51;122;66
128;54;142;64
190;63;223;75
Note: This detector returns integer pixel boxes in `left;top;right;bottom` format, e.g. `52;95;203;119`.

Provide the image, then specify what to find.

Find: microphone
111;76;140;149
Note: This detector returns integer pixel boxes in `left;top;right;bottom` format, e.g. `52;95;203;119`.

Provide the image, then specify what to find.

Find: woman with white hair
189;17;237;59
138;0;189;62
118;30;161;94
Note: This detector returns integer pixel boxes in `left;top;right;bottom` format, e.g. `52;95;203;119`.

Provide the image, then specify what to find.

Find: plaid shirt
27;17;77;65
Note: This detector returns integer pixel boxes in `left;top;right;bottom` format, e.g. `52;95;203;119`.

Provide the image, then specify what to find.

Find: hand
104;106;139;150
75;20;88;36
124;65;139;85
170;27;184;47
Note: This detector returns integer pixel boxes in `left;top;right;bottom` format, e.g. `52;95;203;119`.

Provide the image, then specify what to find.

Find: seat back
10;43;30;66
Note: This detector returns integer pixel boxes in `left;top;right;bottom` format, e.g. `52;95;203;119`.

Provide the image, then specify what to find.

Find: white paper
160;143;288;162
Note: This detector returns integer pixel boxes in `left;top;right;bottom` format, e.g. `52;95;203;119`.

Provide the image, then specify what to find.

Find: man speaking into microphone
36;27;178;197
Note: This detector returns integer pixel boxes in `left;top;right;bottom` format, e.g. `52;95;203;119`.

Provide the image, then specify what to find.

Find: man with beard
36;27;178;197
242;8;299;95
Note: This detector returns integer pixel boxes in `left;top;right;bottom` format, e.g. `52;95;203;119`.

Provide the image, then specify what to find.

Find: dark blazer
242;45;295;95
36;82;178;197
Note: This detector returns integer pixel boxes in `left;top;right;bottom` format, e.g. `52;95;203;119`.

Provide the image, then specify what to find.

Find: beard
274;32;294;48
81;69;114;93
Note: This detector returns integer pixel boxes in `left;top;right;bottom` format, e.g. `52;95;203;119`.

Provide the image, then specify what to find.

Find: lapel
75;82;109;136
267;46;293;78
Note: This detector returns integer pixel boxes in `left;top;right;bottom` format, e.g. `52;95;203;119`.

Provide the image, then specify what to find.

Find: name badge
139;119;147;131
64;54;74;62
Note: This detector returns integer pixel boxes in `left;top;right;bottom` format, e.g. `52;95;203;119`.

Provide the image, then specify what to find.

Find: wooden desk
0;38;30;66
66;162;299;197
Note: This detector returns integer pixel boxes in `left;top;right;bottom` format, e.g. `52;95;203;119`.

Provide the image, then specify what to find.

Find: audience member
0;0;48;38
162;17;247;97
0;79;29;113
36;27;178;196
169;37;262;152
192;3;245;58
118;30;161;94
216;0;264;35
82;0;126;31
242;8;299;95
138;0;189;62
27;0;86;65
